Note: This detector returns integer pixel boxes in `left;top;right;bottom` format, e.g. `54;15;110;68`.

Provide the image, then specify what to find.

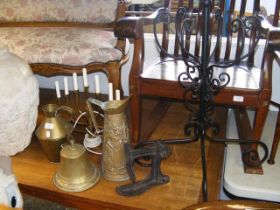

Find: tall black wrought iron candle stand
136;0;269;201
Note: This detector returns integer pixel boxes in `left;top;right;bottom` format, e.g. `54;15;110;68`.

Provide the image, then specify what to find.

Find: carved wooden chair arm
266;27;280;53
114;16;145;80
141;8;166;25
114;16;144;40
114;6;168;39
273;50;280;65
260;27;280;93
260;17;273;29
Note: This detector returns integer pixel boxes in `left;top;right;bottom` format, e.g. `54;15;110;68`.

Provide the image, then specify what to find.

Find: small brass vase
88;97;130;181
35;104;73;163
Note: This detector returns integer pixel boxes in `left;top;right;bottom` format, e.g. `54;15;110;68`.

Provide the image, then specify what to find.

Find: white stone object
0;48;39;156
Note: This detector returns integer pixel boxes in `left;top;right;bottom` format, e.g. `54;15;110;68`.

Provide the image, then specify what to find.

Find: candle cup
94;92;100;100
74;90;81;114
64;94;69;105
83;86;89;107
93;92;100;107
57;97;61;105
84;86;89;99
84;86;89;93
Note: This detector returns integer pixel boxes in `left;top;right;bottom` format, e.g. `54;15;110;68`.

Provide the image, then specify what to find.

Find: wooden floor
12;89;226;210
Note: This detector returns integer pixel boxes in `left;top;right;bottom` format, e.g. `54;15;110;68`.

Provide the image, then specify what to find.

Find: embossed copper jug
35;104;73;163
88;97;130;181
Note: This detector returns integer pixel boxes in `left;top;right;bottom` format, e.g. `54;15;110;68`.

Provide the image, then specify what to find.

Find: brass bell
53;139;100;192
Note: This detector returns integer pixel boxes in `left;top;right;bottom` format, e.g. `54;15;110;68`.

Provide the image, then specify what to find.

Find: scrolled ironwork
136;0;268;201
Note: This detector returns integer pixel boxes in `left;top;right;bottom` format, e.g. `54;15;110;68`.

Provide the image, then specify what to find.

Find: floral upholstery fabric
0;0;118;23
0;27;123;65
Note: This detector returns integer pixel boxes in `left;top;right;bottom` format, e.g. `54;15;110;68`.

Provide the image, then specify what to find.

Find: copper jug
53;138;100;192
35;104;73;163
88;97;130;181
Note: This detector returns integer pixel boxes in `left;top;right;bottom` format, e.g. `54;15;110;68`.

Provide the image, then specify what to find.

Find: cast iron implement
116;141;171;196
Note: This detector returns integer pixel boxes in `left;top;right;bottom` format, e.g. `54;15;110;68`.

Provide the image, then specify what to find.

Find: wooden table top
12;89;226;210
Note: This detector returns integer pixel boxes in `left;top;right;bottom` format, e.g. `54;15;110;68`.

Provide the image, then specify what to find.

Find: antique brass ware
35;104;73;163
88;97;130;181
53;140;100;192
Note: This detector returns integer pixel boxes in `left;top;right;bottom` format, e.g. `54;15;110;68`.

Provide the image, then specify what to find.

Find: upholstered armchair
0;0;128;91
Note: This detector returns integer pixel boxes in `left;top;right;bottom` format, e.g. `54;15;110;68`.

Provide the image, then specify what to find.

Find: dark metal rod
200;133;208;201
200;0;211;201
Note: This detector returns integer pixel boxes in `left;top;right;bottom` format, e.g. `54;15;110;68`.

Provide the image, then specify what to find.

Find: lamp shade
0;48;39;156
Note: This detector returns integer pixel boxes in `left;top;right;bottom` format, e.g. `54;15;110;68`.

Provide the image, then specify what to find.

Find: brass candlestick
52;84;104;136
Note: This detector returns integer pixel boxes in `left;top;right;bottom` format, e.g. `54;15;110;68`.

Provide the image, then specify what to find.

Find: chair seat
141;57;261;90
0;27;123;66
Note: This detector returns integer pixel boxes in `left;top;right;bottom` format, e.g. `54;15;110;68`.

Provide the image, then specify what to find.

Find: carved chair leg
267;109;280;164
107;63;122;93
252;105;269;149
130;85;141;146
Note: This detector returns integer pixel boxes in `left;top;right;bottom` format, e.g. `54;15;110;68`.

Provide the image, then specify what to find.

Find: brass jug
53;139;100;192
35;104;73;163
88;97;130;181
